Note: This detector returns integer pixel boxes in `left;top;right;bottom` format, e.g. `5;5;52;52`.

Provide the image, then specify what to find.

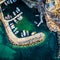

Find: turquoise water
0;0;58;60
0;20;58;60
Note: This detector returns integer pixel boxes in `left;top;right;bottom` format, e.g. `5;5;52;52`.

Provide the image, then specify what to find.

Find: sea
0;19;58;60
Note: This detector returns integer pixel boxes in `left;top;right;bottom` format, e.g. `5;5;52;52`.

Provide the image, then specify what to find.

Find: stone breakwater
17;33;45;46
0;12;45;46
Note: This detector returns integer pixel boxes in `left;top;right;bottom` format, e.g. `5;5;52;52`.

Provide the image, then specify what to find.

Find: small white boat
11;24;15;29
4;2;8;6
23;30;26;36
35;15;39;17
14;19;18;23
7;14;10;19
10;23;13;26
10;0;13;4
17;16;23;20
13;27;18;32
13;11;16;16
15;31;19;34
26;31;29;36
16;10;19;13
5;16;7;19
21;33;23;37
10;15;12;19
34;21;38;24
16;7;20;12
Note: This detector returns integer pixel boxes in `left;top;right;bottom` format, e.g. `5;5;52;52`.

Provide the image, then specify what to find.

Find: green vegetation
15;16;36;32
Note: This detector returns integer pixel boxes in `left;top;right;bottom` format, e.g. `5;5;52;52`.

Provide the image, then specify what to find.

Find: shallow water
0;20;58;60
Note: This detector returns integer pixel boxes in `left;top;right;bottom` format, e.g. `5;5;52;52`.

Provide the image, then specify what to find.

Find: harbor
0;0;59;60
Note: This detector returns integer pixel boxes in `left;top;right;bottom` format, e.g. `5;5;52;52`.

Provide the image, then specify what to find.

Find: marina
0;0;59;60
